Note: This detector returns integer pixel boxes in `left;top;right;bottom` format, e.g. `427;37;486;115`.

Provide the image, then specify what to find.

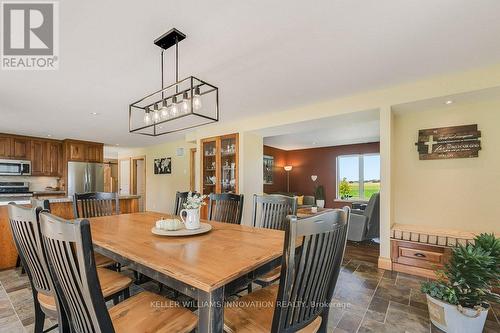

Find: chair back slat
174;191;198;215
251;194;297;230
40;212;114;333
208;193;244;224
73;192;119;218
7;204;53;295
271;208;350;333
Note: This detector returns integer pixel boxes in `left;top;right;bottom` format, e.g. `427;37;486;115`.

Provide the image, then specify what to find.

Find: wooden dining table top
88;212;285;293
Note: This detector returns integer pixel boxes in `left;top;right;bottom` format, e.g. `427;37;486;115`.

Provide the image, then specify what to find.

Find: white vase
180;208;201;230
426;295;488;333
316;199;325;208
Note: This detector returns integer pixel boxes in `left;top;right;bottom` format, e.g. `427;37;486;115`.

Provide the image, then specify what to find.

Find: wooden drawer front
400;247;443;264
392;240;450;271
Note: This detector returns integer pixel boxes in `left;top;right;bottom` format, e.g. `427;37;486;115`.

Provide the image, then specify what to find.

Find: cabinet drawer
392;240;450;271
400;247;443;264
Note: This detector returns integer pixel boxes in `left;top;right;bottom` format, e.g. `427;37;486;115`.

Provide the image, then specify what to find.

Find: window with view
337;154;380;200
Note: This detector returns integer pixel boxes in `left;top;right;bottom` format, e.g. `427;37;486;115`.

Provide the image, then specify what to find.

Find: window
337;154;380;200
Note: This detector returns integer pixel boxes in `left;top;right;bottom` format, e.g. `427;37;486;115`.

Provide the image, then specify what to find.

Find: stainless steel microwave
0;159;31;176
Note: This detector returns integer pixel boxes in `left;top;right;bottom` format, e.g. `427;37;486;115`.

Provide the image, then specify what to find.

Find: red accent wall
263;142;380;208
263;145;287;194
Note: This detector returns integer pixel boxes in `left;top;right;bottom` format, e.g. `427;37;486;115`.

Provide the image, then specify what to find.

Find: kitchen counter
0;194;142;269
0;194;141;206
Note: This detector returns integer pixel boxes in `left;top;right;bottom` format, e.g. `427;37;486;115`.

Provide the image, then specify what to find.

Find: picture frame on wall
154;157;171;174
263;155;274;184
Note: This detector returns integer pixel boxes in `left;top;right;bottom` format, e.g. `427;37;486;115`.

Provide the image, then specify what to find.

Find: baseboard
392;263;437;279
378;256;392;270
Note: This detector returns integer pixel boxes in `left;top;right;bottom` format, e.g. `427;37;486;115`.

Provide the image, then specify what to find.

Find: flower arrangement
183;192;207;209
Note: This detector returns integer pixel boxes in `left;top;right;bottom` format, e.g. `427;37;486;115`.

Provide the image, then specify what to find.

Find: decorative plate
151;223;212;236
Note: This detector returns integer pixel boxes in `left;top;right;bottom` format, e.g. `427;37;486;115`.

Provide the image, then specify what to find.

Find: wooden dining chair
224;208;350;333
250;194;298;288
174;191;195;215
8;203;133;333
39;211;198;333
73;191;120;218
73;192;120;270
208;193;244;224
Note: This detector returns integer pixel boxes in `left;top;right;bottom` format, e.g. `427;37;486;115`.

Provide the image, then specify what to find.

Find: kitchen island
0;195;141;269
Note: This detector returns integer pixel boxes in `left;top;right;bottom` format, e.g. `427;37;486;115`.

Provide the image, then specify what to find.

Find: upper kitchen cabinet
31;139;63;177
0;136;12;158
63;140;103;163
0;135;31;160
11;137;31;159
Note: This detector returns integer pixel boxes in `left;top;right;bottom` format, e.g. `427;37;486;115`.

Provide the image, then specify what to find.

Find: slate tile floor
1;242;499;332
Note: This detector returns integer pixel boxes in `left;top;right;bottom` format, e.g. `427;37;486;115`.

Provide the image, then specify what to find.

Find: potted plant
315;185;325;208
421;233;500;333
339;177;351;200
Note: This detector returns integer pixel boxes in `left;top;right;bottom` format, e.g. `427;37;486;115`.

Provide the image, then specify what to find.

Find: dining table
88;211;285;333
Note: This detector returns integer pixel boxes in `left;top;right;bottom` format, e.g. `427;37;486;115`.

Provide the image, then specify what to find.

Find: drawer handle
414;252;426;258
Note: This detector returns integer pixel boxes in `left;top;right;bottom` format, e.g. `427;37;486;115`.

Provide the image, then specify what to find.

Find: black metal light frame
129;28;219;136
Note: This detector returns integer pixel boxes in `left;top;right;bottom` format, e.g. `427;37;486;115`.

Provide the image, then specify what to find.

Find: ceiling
262;110;380;150
1;1;500;147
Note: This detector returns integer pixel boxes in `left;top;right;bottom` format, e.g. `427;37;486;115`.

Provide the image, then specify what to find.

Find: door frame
190;148;196;192
131;155;146;210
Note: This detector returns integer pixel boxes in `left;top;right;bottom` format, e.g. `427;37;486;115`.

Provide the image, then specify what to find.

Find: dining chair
224;208;350;333
73;192;120;270
73;191;120;218
250;194;298;289
174;191;197;215
31;197;51;210
8;203;133;333
39;211;198;333
208;193;244;224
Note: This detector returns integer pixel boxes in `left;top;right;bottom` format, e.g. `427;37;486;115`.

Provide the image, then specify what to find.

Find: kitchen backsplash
0;176;59;191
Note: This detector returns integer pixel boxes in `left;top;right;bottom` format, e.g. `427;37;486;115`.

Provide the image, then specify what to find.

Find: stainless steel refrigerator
67;162;104;197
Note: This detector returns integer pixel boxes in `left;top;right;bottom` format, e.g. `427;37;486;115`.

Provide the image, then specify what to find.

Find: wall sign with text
415;124;481;160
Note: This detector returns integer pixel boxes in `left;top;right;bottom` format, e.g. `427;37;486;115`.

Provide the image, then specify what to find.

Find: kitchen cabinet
65;140;103;163
31;140;63;177
11;137;31;159
0;136;11;158
31;140;46;175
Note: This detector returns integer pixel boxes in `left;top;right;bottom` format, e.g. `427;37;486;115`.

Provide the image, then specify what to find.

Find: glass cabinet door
202;140;217;195
220;135;237;193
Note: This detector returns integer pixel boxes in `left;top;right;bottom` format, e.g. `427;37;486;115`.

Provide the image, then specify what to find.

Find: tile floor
0;244;499;333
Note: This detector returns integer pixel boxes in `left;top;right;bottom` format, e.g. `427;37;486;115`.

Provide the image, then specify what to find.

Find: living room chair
224;208;350;332
39;211;197;333
347;192;380;242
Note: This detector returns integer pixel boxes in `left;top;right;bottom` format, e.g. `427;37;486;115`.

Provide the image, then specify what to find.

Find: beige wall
117;140;196;214
393;100;500;233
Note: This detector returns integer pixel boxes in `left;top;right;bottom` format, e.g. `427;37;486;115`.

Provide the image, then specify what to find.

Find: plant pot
426;295;488;333
316;199;325;208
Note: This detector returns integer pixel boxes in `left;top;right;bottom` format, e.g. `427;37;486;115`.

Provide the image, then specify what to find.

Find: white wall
117;140;196;214
393;99;500;234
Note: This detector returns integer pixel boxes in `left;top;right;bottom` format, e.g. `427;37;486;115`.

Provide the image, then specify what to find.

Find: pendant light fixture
129;28;219;136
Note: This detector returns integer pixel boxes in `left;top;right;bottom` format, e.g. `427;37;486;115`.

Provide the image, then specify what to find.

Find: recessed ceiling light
115;144;120;146
445;100;453;105
47;134;52;137
90;112;100;115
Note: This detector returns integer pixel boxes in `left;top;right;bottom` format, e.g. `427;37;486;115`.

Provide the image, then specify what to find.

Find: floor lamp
284;165;293;192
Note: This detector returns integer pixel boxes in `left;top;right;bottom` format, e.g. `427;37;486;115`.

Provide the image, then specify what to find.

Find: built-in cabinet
200;133;239;195
0;135;31;160
0;133;104;181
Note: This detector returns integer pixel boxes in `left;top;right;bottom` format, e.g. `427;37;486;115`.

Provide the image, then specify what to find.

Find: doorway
118;158;130;195
131;156;146;212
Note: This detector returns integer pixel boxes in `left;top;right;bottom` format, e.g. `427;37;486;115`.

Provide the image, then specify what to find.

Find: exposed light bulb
152;104;161;123
170;96;178;117
193;87;202;110
181;91;190;114
160;100;169;119
143;107;152;124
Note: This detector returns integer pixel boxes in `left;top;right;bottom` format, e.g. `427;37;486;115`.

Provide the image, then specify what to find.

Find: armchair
347;192;380;241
